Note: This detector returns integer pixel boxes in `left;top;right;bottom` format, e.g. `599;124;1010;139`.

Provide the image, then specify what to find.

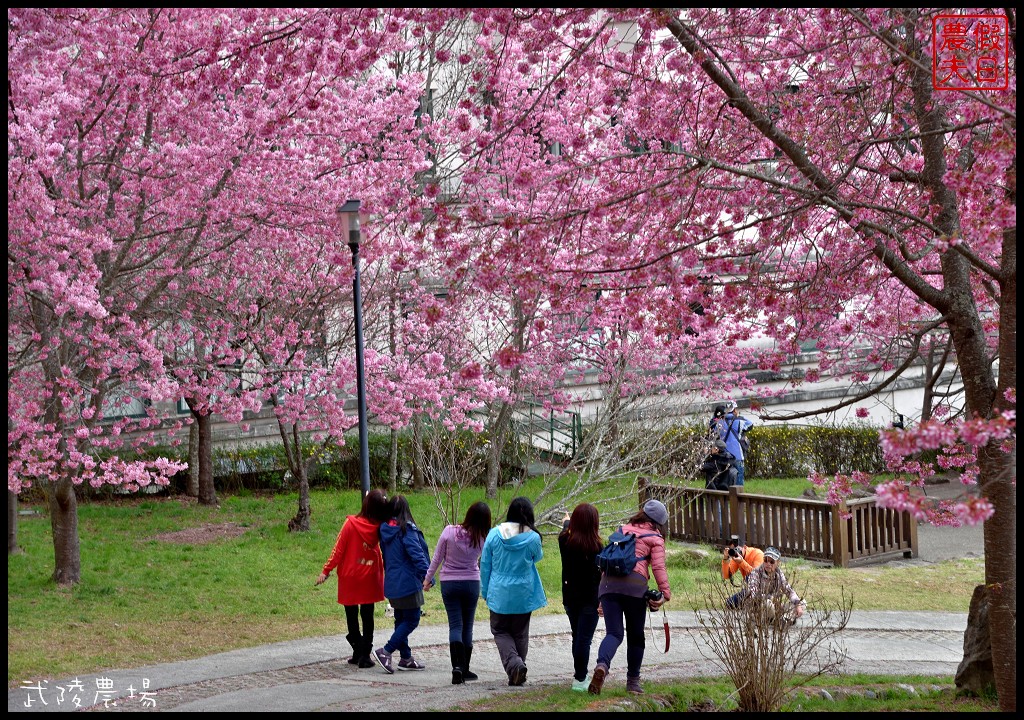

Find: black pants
344;603;375;642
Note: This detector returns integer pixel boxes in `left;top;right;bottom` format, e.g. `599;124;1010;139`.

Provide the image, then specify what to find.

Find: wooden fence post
728;485;742;544
905;507;919;559
831;500;849;568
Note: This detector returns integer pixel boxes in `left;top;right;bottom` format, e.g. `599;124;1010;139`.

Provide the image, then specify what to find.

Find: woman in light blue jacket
480;496;546;686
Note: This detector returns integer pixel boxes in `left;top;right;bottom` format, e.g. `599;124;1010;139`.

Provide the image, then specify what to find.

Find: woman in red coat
316;489;390;668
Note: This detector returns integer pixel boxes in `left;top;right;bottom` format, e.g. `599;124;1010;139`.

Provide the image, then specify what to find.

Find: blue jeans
440;579;480;647
564;603;600;682
726;587;747;608
383;607;421;659
596;593;648;679
735;460;746;486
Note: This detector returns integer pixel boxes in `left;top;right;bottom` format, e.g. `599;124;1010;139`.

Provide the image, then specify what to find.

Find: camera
728;547;741;559
643;588;664;603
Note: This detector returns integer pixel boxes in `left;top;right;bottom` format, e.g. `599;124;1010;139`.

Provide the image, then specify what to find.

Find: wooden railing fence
638;478;917;568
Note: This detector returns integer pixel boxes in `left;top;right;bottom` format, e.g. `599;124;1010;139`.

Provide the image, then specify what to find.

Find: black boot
346;633;362;665
357;636;375;668
449;641;465;684
462;645;478;681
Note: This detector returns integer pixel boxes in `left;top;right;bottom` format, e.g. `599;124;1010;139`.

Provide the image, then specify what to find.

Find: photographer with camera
744;547;806;627
712;400;754;486
702;439;738;491
588;500;672;697
722;536;765;609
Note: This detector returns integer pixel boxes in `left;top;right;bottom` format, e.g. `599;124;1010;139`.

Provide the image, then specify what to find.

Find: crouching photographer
743;547;806;627
722;536;765;608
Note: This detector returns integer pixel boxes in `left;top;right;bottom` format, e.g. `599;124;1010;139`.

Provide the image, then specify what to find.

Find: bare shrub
692;568;853;712
420;424;488;526
530;389;709;528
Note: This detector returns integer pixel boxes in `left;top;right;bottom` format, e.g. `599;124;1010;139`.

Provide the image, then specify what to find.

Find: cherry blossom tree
407;7;1013;708
7;7;440;578
655;10;1014;707
9;8;1014;707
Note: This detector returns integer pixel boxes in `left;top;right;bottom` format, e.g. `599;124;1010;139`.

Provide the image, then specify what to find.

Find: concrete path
9;610;968;713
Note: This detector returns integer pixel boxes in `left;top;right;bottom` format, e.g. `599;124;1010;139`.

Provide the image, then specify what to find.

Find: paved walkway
9;610;968;713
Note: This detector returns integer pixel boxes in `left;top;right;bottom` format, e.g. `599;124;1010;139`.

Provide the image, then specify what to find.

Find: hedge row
99;428;529;496
30;422;907;502
741;424;887;478
620;421;891;479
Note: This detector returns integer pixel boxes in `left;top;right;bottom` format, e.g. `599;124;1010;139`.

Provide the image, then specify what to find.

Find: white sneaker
571;676;589;692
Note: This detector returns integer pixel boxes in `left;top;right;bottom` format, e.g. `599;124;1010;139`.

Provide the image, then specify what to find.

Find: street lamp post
337;200;370;496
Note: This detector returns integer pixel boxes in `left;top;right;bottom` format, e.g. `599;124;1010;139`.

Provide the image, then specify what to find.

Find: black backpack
595;526;660;576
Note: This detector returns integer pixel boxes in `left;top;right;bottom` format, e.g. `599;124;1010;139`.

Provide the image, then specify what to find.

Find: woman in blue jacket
373;495;432;674
714;400;754;485
480;496;546;686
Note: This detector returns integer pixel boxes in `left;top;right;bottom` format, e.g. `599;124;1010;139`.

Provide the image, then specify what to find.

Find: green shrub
745;423;886;478
212;443;288;492
642;421;888;482
51;420;897;501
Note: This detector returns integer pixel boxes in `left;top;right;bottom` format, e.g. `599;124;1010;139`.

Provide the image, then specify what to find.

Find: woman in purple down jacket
423;501;492;685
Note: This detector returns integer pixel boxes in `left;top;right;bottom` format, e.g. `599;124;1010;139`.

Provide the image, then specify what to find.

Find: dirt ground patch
150;523;247;545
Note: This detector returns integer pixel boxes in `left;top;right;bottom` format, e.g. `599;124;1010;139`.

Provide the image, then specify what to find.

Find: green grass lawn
452;674;999;713
7;478;984;686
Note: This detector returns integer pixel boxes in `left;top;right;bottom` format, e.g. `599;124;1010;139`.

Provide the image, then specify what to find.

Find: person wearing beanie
588;499;672;697
743;546;806;627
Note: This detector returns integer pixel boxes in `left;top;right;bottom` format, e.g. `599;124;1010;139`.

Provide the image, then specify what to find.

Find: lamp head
336;199;361;248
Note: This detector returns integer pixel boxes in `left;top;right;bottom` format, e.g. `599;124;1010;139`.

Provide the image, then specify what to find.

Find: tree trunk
974;444;1016;711
194;411;217;506
945;287;1016;710
276;419;311;532
288;464;311;532
485;401;514;500
8;490;21;555
47;477;80;585
388;427;399;494
412;415;425;490
187;419;200;497
955;584;993;694
907;30;1015;710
